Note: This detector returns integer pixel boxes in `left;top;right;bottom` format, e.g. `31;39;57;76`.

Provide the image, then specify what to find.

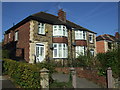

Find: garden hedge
3;59;41;88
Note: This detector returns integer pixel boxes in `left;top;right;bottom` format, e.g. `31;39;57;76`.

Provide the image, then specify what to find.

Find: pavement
0;76;16;89
52;73;101;88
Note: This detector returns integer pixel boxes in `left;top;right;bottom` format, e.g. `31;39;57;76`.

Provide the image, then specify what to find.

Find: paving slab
52;73;101;88
0;76;16;89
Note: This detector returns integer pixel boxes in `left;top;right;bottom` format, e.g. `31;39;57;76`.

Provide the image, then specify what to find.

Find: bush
36;61;56;74
2;49;10;59
3;59;41;88
96;48;120;78
75;50;95;67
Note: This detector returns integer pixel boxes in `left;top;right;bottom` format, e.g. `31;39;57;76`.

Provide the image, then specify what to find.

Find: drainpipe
70;28;73;67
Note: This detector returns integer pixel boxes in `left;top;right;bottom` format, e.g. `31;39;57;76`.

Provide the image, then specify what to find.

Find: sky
1;2;118;41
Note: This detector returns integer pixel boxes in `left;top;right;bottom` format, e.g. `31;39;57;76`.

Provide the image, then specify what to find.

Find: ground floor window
53;43;68;58
75;46;86;58
90;49;94;56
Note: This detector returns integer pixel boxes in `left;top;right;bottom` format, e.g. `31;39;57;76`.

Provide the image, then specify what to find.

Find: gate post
40;68;49;88
70;67;77;88
107;67;113;88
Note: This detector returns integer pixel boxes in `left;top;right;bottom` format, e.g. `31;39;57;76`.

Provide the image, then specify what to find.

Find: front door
35;44;45;62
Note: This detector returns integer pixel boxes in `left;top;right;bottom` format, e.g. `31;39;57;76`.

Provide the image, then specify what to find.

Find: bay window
38;23;45;35
75;46;86;58
53;43;68;58
53;25;67;37
75;30;86;40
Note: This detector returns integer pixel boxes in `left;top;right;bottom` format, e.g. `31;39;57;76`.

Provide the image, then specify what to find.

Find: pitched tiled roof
96;34;116;41
5;12;96;34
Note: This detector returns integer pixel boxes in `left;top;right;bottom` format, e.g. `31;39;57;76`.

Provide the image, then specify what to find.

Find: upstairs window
53;43;68;58
108;42;112;49
9;33;11;38
75;30;86;40
38;23;45;35
53;25;67;37
89;33;93;43
75;46;86;58
15;31;18;41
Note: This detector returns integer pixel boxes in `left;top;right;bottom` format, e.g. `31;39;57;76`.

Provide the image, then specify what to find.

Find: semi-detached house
3;9;97;64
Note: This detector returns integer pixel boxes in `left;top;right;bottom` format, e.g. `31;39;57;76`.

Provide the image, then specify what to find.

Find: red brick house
3;9;96;63
96;33;119;53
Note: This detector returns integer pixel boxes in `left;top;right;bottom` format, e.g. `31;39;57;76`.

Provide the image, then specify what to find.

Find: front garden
2;47;120;88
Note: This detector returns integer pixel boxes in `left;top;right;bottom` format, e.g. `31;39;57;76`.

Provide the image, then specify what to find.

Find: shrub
75;50;95;67
3;59;41;88
96;48;120;78
36;61;56;74
2;49;10;59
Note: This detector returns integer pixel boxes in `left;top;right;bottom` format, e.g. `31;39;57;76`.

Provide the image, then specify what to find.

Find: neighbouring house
3;9;96;63
96;32;119;53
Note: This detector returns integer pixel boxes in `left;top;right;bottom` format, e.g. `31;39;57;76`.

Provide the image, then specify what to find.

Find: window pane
36;47;39;57
90;49;94;56
41;23;44;26
15;31;18;41
54;25;57;28
79;31;83;39
59;25;61;28
54;44;57;48
89;34;93;43
63;44;65;57
54;49;57;57
38;23;45;34
63;29;65;36
59;44;62;57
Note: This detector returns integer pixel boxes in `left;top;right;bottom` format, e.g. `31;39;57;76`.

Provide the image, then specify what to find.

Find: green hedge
3;59;41;88
97;48;120;78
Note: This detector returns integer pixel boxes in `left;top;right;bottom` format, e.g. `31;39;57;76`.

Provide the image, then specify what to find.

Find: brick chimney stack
58;9;66;22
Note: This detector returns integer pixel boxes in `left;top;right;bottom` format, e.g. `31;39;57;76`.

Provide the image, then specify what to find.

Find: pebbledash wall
29;20;53;63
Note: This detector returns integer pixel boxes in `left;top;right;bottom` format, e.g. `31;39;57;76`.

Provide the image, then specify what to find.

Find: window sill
89;42;94;44
38;33;46;36
53;36;68;37
75;39;87;40
53;57;68;59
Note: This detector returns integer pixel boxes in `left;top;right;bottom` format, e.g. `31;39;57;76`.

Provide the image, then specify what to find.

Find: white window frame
53;43;68;58
75;46;86;58
9;33;11;38
89;33;93;43
15;31;18;41
75;30;86;40
90;49;94;56
38;23;45;35
35;43;45;62
53;25;67;37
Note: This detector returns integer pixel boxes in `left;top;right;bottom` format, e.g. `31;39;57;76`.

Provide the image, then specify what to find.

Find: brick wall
75;40;87;46
4;22;30;62
53;37;68;43
15;22;30;62
55;67;107;87
96;41;105;53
